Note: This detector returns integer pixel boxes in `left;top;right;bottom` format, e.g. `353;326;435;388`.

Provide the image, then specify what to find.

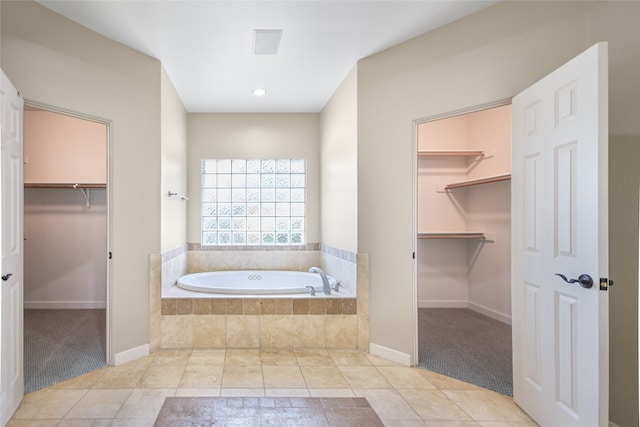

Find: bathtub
176;270;339;296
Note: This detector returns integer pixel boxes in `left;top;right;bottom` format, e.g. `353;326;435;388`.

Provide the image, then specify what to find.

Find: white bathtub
176;270;339;296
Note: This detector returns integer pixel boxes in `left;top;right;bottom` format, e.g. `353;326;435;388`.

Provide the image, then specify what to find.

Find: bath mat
154;396;384;426
24;309;107;393
418;308;513;396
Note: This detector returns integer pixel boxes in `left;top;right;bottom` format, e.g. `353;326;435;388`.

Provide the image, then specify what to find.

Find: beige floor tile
308;388;355;397
418;370;482;391
225;348;261;365
378;367;437;389
179;364;224;388
12;349;529;427
220;388;266;397
339;366;392;388
52;368;108;390
56;420;112;426
174;388;221;396
7;421;60;427
188;349;226;365
354;388;420;420
13;389;88;419
382;420;428;427
260;348;298;365
264;388;311;397
442;391;531;423
294;348;334;366
366;353;404;367
222;365;264;388
477;422;538;427
119;355;156;369
300;365;349;388
151;349;192;366
329;349;373;366
262;365;307;388
397;389;473;421
424;422;482;427
115;388;175;419
64;389;131;419
137;365;185;388
108;420;156;427
93;366;147;389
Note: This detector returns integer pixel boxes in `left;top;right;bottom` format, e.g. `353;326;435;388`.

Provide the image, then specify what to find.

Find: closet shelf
445;173;511;190
418;232;486;240
25;183;106;189
418;150;484;157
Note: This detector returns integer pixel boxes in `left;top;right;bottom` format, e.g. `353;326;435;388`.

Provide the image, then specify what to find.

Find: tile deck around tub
154;396;384;426
161;297;358;315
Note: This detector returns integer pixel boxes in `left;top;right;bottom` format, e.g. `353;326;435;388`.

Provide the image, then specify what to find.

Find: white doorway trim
23;100;112;366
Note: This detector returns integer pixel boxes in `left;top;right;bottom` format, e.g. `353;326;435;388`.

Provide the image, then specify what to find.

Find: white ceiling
37;1;497;113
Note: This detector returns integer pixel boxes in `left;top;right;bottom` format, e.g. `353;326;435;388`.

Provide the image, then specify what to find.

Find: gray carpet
24;309;107;393
418;308;513;396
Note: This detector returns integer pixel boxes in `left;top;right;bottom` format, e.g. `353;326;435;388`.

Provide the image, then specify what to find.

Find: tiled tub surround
150;244;369;352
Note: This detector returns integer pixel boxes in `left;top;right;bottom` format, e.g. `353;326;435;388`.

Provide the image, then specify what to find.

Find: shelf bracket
73;184;91;209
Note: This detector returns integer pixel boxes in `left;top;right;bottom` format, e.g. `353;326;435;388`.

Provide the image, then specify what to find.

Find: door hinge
412;252;415;259
108;252;112;260
599;277;613;291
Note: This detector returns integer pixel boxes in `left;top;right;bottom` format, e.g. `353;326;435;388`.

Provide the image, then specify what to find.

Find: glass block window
201;159;306;246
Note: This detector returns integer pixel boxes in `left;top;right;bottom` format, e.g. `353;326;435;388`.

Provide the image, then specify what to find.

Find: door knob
1;273;13;281
555;273;593;289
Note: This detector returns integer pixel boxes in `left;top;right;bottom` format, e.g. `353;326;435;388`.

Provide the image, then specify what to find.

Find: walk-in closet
415;103;513;395
23;107;108;392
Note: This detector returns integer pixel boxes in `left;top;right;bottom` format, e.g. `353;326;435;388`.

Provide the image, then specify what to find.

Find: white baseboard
369;343;412;366
24;301;106;309
418;300;511;325
418;300;467;309
467;302;511;325
114;343;149;367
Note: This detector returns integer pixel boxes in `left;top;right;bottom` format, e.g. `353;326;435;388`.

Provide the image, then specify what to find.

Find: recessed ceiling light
252;88;267;97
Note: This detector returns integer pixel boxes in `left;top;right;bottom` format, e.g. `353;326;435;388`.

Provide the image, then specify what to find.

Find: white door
0;69;24;426
512;43;608;426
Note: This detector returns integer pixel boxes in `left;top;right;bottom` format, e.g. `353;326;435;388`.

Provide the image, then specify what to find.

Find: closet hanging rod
168;191;189;201
24;183;106;188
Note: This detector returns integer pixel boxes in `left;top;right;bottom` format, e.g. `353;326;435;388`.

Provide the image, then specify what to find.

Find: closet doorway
23;104;110;393
414;102;513;395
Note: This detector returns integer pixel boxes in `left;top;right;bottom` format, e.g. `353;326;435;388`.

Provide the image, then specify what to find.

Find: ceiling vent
253;29;283;55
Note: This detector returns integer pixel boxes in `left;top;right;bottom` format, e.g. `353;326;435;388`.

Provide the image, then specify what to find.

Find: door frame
23;100;112;365
411;98;512;367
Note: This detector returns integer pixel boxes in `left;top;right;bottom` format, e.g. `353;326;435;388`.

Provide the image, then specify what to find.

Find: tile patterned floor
154;396;384;426
8;348;538;426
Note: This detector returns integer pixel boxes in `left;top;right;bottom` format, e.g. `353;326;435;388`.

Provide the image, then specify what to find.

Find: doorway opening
22;103;110;392
414;101;512;395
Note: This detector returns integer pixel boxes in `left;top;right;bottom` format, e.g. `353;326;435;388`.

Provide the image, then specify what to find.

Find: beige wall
357;2;639;425
1;1;162;358
160;68;188;252
319;66;358;253
186;113;320;245
2;0;639;424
